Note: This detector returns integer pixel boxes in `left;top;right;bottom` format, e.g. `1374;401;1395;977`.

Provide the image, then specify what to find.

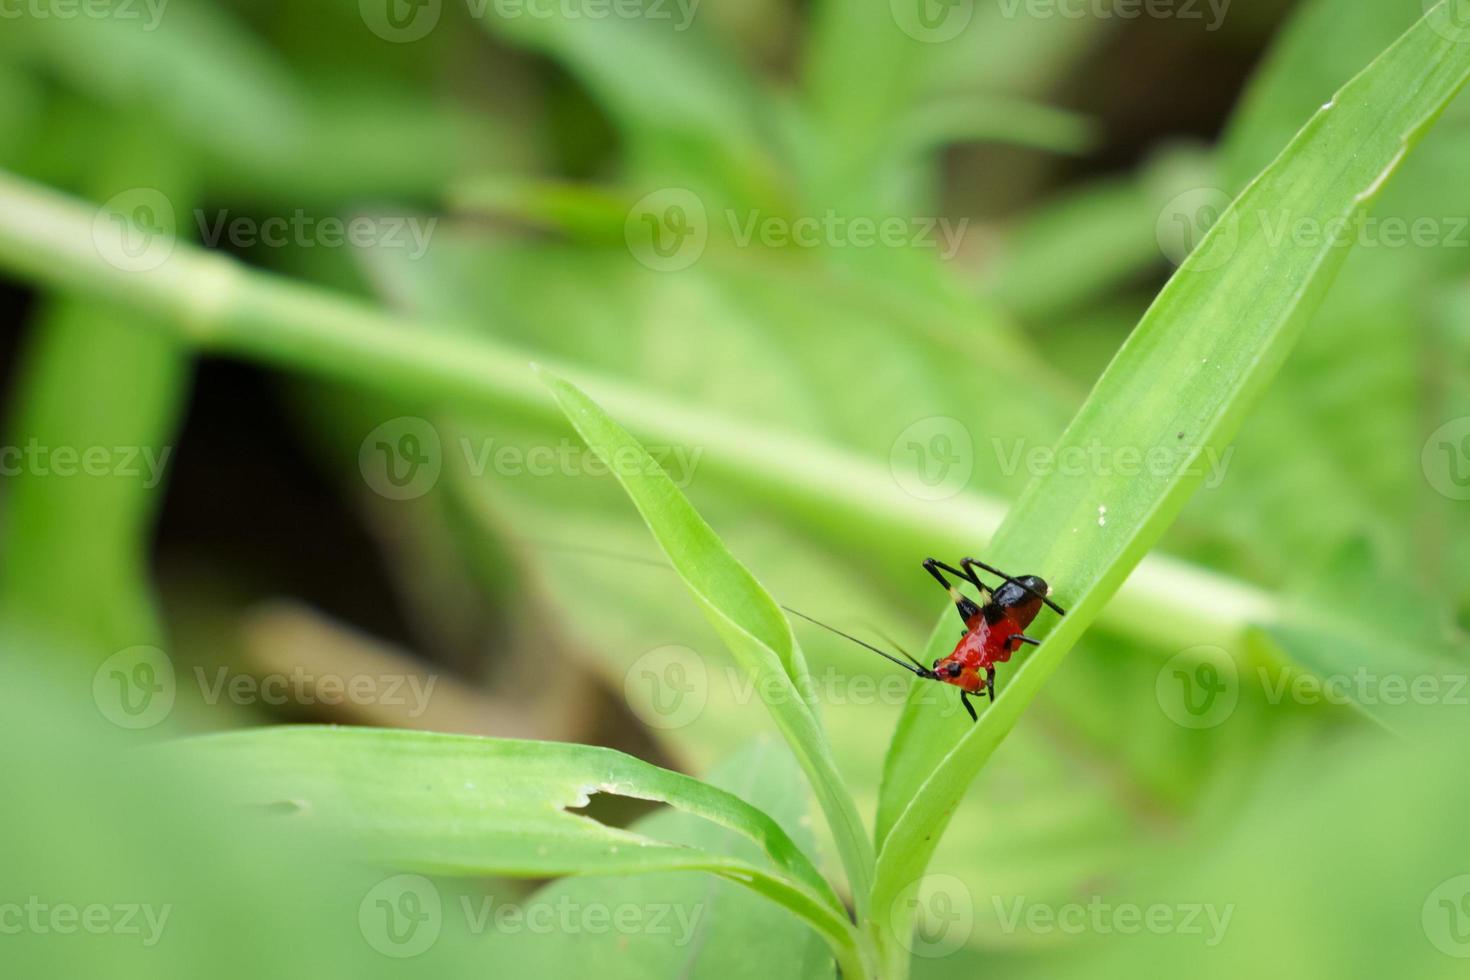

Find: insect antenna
781;606;934;678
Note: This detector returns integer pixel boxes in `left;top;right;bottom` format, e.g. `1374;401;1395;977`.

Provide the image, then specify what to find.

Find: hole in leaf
565;790;660;828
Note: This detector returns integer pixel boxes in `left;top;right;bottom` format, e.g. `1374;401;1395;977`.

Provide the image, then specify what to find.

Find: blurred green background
1;0;1468;977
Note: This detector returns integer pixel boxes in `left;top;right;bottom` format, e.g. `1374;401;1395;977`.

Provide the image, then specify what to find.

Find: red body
933;602;1041;694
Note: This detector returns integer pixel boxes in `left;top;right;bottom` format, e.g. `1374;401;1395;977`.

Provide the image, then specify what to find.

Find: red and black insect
786;557;1065;722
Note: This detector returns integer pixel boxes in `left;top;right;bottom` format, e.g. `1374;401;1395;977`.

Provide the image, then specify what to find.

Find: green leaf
870;9;1470;971
537;368;877;918
180;726;864;974
481;7;782;208
1220;0;1421;189
0;122;191;655
481;738;835;979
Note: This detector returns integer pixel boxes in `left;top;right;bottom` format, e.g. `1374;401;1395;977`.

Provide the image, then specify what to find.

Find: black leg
960;557;1067;616
1014;634;1040;647
985;666;997;701
923;558;982;622
960;691;978;723
931;558;993;599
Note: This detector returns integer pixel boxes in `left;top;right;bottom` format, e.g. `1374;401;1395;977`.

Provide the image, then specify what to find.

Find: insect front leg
985;666;997;701
960;690;978;723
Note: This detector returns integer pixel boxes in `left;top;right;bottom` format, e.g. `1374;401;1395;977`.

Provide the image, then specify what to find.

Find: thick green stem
0;170;1277;660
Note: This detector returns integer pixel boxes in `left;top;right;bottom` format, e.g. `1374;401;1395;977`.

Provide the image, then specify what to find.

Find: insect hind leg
960;557;1067;616
923;558;984;623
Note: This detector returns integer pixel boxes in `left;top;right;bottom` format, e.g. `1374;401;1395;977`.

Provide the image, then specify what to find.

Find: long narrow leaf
539;368;877;918
870;8;1470;969
180;726;863;973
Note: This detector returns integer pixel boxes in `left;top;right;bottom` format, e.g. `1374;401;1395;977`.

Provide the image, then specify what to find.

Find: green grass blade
539;368;876;918
870;9;1470;970
180;726;863;974
0;124;191;655
482;738;838;979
